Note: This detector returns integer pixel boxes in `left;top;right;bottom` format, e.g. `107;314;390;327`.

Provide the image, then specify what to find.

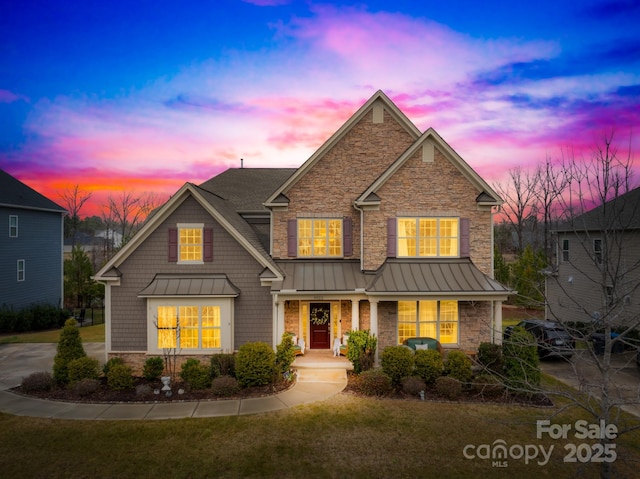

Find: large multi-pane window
398;300;459;344
397;218;459;257
298;219;342;257
156;304;221;350
179;225;203;262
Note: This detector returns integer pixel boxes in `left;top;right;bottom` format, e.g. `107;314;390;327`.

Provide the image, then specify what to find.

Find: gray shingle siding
0;206;63;309
110;196;273;351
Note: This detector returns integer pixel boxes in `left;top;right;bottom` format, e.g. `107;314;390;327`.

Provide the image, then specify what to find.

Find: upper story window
9;215;18;237
17;259;25;282
397;217;459;257
593;239;603;265
168;224;213;263
561;239;570;262
297;219;342;257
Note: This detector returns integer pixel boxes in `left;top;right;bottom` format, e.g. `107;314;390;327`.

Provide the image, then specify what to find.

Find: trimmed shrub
235;342;276;388
414;349;444;384
142;356;165;381
471;374;504;398
381;346;415;386
107;363;134;391
53;318;87;384
346;329;377;374
21;371;55;393
102;357;124;376
444;351;473;383
477;342;504;375
435;376;462;400
402;375;426;397
210;354;235;378
211;375;241;397
353;369;392;397
275;332;296;376
503;326;540;392
67;356;100;385
71;378;100;397
180;359;212;390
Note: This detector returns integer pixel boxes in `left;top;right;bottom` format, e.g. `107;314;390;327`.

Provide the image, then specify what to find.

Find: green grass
0;323;105;344
0;382;638;478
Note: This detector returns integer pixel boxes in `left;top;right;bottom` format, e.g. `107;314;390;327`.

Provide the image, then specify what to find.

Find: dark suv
504;320;575;359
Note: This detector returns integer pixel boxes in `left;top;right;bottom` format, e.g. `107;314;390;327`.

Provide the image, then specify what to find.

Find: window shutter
387;218;397;257
168;228;178;262
287;219;297;257
343;217;352;257
203;228;213;262
460;218;470;257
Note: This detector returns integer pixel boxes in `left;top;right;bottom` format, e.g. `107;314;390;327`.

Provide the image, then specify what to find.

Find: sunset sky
1;0;639;217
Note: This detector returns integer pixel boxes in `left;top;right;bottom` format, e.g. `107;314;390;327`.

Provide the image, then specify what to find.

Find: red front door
310;303;331;349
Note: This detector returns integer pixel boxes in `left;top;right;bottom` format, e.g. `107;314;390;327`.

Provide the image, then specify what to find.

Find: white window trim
9;215;18;238
397;217;460;258
397;300;459;345
17;259;25;282
297;218;343;258
177;223;204;265
146;297;233;354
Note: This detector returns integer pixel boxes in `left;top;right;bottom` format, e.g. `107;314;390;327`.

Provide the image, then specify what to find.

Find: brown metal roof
139;274;240;297
367;259;511;296
272;260;368;292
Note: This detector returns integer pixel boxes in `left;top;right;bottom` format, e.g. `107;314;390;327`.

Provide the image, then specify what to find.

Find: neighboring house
546;187;640;325
64;229;123;271
94;91;512;369
0;169;66;310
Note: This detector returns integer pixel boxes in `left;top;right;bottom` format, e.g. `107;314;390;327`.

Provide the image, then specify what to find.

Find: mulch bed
12;376;293;404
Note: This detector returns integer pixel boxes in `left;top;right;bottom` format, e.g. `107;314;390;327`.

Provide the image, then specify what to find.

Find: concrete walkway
0;343;349;420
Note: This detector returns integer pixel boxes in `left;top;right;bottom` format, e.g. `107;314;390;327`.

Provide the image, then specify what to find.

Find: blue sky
1;0;639;215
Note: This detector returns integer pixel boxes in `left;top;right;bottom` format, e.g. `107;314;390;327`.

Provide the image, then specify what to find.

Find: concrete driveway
0;342;105;389
540;349;640;417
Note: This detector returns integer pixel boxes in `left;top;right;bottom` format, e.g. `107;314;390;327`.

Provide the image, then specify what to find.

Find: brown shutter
203;228;213;262
387;218;396;257
460;218;470;257
168;228;178;262
287;219;297;257
343;216;352;257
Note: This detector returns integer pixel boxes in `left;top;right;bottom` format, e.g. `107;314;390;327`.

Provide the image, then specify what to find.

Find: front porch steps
295;368;348;383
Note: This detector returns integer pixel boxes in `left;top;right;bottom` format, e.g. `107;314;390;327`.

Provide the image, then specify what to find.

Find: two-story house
94;91;512;369
546;186;640;326
0;169;66;310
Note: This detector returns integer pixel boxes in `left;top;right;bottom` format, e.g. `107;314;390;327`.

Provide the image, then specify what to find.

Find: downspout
352;201;365;272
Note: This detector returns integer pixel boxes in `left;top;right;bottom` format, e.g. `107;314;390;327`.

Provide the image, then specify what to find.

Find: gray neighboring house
0;169;66;310
546;186;640;324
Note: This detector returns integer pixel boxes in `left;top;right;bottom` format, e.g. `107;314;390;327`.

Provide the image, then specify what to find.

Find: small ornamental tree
53;318;87;384
347;330;377;374
275;332;296;376
503;326;540;392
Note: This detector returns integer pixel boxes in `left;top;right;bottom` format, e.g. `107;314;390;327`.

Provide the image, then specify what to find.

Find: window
398;300;459;344
397;217;458;257
561;239;570;262
298;219;342;257
593;239;603;265
155;304;222;350
9;215;18;237
179;225;203;262
17;259;25;282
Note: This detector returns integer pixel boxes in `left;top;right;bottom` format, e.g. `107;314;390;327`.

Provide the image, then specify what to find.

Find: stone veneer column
351;299;360;331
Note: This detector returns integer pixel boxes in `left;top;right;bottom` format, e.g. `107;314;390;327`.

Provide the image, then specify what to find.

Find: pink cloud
0;89;29;103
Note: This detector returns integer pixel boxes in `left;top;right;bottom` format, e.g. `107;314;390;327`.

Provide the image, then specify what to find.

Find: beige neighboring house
546;187;640;325
94;91;512;370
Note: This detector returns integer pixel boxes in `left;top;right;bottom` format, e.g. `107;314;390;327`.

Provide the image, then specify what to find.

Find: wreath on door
310;307;330;325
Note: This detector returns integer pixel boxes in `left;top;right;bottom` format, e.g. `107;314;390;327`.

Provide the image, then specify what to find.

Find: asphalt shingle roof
0;169;66;213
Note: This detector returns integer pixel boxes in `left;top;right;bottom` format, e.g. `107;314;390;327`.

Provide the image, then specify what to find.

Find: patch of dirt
12;376;293;404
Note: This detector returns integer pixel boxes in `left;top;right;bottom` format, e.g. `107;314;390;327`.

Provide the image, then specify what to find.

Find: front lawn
0;323;105;344
1;379;639;478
